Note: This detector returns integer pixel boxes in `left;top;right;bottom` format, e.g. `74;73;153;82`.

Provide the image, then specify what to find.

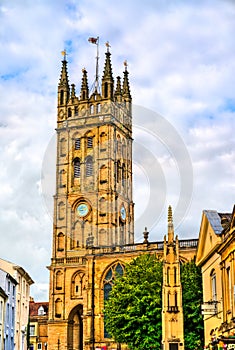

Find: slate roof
204;210;232;235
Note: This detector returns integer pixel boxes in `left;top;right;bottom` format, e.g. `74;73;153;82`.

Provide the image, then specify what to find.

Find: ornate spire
122;61;131;101
168;205;174;243
80;68;89;100
101;45;114;98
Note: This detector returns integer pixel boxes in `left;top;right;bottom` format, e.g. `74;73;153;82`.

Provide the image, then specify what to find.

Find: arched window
74;158;81;178
56;271;63;290
75;106;78;116
57;232;64;251
60;138;66;157
58;202;65;220
100;165;107;184
97;103;101;113
90;105;94;114
68;108;72;118
167;267;170;285
122;163;126;186
100;197;106;215
71;271;85;298
103;262;125;338
55;298;62;318
59;169;66;188
211;269;217;301
174;267;177;285
85;157;93;177
117;160;121;183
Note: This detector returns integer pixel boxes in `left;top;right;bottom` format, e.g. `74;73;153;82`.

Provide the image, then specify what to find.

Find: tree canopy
181;259;204;350
104;254;163;350
104;254;204;350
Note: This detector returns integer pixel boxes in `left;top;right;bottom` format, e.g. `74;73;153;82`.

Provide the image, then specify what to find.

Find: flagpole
95;36;99;92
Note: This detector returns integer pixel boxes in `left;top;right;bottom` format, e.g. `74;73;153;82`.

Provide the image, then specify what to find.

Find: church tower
162;206;184;350
47;45;134;350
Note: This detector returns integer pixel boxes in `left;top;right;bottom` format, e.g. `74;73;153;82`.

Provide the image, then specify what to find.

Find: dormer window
38;306;45;316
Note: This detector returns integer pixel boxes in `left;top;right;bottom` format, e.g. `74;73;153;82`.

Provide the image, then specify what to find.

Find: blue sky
0;0;234;300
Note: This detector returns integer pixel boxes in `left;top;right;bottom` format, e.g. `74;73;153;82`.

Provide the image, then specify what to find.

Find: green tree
181;259;204;350
104;254;163;350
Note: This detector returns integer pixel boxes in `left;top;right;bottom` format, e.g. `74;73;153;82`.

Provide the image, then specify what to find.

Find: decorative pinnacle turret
122;61;131;101
168;205;173;224
102;49;114;81
114;76;122;101
59;56;69;88
80;68;89;100
167;205;174;243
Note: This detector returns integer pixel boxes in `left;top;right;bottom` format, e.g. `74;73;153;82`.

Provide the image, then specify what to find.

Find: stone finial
143;227;149;244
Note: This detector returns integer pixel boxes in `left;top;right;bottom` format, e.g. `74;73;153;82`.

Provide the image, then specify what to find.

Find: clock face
120;205;126;221
77;203;89;217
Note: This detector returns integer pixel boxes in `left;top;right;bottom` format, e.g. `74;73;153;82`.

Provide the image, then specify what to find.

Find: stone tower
47;46;134;350
162;206;185;350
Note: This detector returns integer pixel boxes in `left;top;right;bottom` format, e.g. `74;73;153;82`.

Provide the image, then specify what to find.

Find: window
75;106;78;116
227;267;232;310
75;138;80;150
29;325;35;336
87;136;93;148
74;158;81;178
37;344;42;350
85;157;93;177
211;269;217;301
68;108;72;118
97;103;101;113
90;105;94;114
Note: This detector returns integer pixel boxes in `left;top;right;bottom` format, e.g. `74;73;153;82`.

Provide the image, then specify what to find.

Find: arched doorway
68;304;83;350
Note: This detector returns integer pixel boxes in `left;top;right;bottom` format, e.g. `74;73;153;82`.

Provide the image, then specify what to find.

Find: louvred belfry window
74;158;81;178
86;156;93;176
75;138;80;150
87;136;93;148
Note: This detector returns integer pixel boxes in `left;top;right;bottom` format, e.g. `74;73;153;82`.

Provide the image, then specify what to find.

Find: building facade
47;45;197;350
0;258;34;350
29;299;49;350
196;205;235;349
0;268;17;350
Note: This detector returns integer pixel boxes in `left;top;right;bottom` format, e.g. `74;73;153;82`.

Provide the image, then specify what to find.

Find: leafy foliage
181;259;204;350
104;254;163;350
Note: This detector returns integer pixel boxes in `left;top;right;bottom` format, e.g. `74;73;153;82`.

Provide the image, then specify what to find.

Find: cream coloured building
196;206;235;349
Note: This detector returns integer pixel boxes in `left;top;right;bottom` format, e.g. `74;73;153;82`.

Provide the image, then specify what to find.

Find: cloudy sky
0;0;234;300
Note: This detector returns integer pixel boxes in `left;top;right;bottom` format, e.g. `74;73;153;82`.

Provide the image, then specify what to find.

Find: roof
203;210;224;235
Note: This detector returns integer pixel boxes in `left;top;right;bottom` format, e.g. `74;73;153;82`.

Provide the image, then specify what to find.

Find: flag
88;37;98;44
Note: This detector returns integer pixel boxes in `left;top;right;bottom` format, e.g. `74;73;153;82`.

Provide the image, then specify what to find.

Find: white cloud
0;0;234;300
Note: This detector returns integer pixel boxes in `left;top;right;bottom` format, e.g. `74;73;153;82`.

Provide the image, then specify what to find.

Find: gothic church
47;44;197;350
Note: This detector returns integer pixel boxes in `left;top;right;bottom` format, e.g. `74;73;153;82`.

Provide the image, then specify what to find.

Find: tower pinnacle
167;205;174;243
102;46;114;98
